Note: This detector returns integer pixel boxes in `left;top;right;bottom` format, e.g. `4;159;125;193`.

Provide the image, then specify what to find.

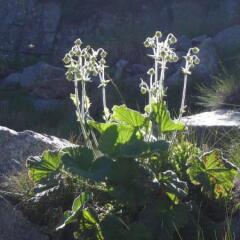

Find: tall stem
179;61;189;120
159;59;166;101
102;68;107;110
179;74;188;120
74;76;92;149
81;81;85;120
149;75;153;104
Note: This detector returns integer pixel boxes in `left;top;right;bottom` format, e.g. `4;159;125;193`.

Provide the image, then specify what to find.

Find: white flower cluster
141;31;200;119
141;31;179;103
63;39;111;122
182;47;200;76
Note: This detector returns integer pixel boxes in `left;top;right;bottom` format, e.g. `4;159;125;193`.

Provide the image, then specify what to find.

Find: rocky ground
0;126;75;240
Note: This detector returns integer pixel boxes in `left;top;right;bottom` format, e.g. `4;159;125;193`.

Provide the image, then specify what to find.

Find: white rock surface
183;110;240;128
0;126;75;175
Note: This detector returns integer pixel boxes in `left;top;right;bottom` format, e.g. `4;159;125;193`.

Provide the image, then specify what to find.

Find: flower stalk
63;39;110;149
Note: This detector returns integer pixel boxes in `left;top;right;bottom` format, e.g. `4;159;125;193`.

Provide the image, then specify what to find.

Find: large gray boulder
3;62;65;88
213;25;240;59
182;110;240;143
183;109;240;130
0;196;49;240
0;126;75;175
2;62;73;100
0;0;61;61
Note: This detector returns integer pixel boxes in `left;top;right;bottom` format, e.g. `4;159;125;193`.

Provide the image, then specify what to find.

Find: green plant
27;31;238;240
196;70;240;109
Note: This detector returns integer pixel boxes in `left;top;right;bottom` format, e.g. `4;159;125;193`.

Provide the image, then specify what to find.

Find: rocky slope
0;126;77;240
0;0;240;65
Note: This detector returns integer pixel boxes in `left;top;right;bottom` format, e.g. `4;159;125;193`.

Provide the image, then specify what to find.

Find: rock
3;62;65;89
0;0;61;61
171;0;240;36
192;35;208;45
128;64;148;76
192;38;219;84
182;109;240;129
114;59;129;80
31;98;64;111
166;70;183;87
2;62;72;100
0;126;75;175
30;78;73;99
116;73;148;110
182;109;240;144
0;196;49;240
2;73;22;88
213;25;240;59
1;0;240;63
175;35;192;51
21;62;65;89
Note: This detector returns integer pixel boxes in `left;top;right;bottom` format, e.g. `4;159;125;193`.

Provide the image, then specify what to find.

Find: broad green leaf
56;192;91;230
90;156;113;181
62;147;112;181
187;150;238;199
112;105;147;128
27;150;62;183
118;140;169;157
98;124;138;156
62;146;94;176
88;120;117;134
108;158;154;205
148;102;185;133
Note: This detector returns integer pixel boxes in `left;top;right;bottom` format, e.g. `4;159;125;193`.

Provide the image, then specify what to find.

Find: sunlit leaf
112;105;147;128
148;102;185;133
62;146;94;175
27;150;63;183
98;124;138;156
187;149;238;199
56;192;91;230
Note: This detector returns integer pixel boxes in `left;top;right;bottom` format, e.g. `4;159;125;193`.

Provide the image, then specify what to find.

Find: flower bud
192;47;200;54
100;50;107;58
63;54;71;64
170;36;177;44
144;39;150;48
186;55;192;62
140;87;147;94
100;59;106;65
85;45;91;51
155;31;162;38
147;68;155;75
74;38;82;46
173;55;179;62
193;56;200;65
69;50;75;57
